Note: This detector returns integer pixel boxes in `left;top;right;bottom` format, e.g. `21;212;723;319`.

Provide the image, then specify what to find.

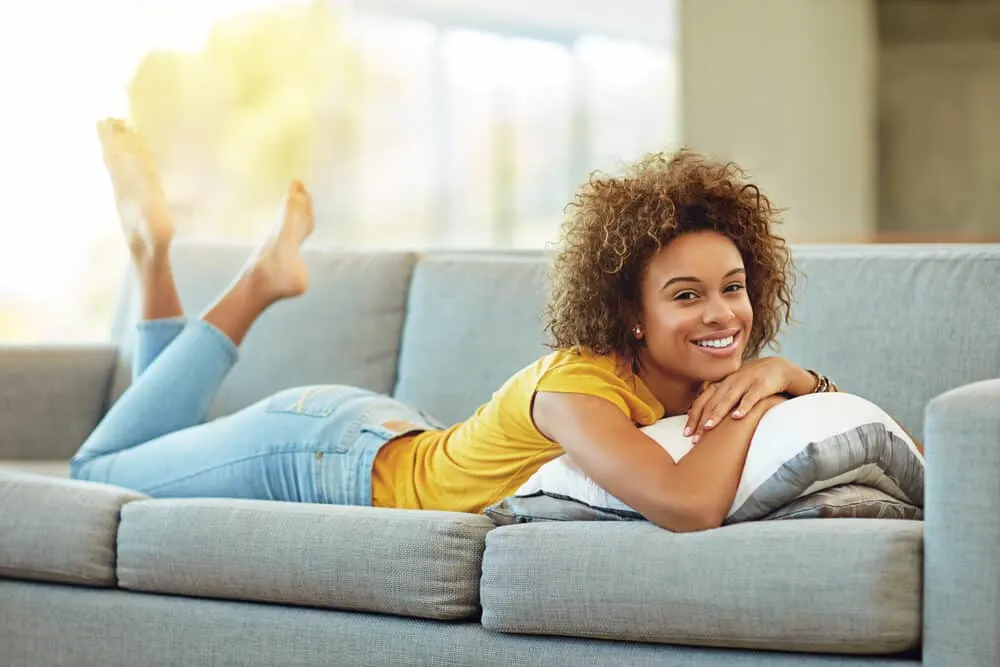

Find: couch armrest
923;379;1000;666
0;344;118;459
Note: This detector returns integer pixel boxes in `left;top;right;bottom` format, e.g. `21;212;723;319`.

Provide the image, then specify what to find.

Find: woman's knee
68;456;88;480
68;454;104;482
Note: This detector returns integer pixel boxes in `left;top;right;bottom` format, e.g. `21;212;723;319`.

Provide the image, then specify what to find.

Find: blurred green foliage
127;1;375;214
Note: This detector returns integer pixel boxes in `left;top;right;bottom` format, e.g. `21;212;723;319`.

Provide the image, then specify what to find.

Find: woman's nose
702;295;735;324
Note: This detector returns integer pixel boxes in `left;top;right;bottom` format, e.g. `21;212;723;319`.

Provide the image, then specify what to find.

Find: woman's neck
634;355;703;418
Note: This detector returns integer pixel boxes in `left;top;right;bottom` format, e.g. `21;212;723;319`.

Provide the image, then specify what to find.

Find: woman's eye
675;291;697;301
725;283;746;293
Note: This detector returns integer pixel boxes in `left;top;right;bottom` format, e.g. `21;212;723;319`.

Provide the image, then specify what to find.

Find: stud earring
632;325;643;339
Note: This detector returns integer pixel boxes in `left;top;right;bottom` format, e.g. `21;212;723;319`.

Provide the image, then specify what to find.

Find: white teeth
696;335;734;349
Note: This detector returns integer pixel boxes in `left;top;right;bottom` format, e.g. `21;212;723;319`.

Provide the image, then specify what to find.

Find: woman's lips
691;330;741;357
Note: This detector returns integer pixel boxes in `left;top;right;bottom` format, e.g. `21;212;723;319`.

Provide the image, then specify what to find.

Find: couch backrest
772;244;1000;438
111;242;1000;439
393;245;1000;439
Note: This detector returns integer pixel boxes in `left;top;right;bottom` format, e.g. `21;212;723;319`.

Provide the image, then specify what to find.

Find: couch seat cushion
0;470;146;586
481;518;922;654
117;499;494;620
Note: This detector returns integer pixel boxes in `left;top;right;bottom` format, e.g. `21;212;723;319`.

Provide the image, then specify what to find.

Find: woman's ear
627;305;646;342
626;302;644;340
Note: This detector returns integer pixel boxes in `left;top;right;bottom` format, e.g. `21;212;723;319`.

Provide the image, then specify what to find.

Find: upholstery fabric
0;579;918;667
117;498;492;620
0;344;116;459
923;379;1000;666
393;254;552;425
481;519;922;654
0;471;145;586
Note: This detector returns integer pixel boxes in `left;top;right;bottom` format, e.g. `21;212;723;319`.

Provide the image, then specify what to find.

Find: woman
70;119;837;533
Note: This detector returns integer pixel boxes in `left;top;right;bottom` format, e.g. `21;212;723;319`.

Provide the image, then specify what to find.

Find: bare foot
248;180;315;301
199;181;314;346
97;118;174;262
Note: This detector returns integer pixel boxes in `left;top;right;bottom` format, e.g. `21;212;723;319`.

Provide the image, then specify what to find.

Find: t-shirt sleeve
534;359;639;422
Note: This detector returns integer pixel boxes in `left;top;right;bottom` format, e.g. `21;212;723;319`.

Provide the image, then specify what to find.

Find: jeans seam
194;319;239;366
137;316;187;330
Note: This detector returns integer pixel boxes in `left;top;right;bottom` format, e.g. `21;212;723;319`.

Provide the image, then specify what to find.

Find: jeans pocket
375;419;434;439
415;409;447;430
265;386;344;418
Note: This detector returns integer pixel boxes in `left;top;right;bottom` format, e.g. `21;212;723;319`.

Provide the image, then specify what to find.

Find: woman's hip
261;384;440;504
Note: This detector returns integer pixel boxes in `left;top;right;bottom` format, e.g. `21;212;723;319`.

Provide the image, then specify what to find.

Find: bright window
0;0;678;342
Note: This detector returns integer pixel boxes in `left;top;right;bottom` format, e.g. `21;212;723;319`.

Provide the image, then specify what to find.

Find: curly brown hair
545;149;794;364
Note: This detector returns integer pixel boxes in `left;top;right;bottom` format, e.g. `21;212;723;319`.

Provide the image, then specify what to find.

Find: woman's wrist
786;362;822;397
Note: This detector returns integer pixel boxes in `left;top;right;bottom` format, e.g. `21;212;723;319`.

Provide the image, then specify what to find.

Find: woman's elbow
663;511;724;533
646;495;727;533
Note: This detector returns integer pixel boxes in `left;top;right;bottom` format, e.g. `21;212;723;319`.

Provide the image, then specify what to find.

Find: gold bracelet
806;369;831;393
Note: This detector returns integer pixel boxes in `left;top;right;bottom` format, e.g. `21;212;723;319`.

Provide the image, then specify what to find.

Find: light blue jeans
69;318;440;505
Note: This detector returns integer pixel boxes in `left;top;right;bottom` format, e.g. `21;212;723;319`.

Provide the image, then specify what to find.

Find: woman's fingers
684;384;716;438
731;384;765;419
698;381;749;435
686;376;773;442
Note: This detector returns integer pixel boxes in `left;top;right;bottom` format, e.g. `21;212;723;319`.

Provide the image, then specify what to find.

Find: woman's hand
684;357;817;442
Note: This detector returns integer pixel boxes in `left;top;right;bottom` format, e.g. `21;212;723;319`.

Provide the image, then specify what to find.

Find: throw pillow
762;484;923;521
485;392;924;525
484;491;641;525
483;483;923;525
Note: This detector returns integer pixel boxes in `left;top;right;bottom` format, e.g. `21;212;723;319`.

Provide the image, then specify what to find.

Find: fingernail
732;410;742;418
683;426;692;436
704;419;714;429
692;434;700;444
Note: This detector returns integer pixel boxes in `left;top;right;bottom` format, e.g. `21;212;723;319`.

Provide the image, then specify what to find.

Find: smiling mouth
691;331;741;355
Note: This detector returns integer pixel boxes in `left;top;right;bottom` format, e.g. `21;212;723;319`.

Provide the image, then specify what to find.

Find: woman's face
636;230;753;384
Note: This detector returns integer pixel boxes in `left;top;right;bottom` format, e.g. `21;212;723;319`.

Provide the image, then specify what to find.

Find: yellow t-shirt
371;348;664;514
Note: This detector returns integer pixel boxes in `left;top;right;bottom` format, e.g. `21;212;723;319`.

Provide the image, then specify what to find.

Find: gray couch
1;243;999;666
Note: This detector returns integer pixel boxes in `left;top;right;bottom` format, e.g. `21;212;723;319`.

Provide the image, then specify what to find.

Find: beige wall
879;0;1000;240
679;0;877;242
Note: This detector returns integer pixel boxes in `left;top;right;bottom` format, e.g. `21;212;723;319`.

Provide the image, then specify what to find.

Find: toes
97;119;120;146
286;181;313;213
97;118;130;148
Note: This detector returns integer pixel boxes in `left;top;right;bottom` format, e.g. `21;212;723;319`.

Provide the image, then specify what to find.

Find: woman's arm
532;391;785;532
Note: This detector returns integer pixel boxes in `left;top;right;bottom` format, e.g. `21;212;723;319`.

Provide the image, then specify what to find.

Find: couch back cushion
110;243;417;418
393;254;553;426
775;244;1000;439
396;245;1000;437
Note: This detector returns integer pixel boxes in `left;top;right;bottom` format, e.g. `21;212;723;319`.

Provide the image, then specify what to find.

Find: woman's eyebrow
662;267;745;290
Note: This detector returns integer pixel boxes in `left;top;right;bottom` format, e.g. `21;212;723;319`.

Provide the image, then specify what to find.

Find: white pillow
512;392;925;524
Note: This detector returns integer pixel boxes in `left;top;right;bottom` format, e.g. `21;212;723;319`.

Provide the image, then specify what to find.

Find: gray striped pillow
486;393;925;527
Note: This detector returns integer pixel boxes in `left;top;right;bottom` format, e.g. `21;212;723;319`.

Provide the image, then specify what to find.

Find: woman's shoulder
530;347;663;424
534;346;632;383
